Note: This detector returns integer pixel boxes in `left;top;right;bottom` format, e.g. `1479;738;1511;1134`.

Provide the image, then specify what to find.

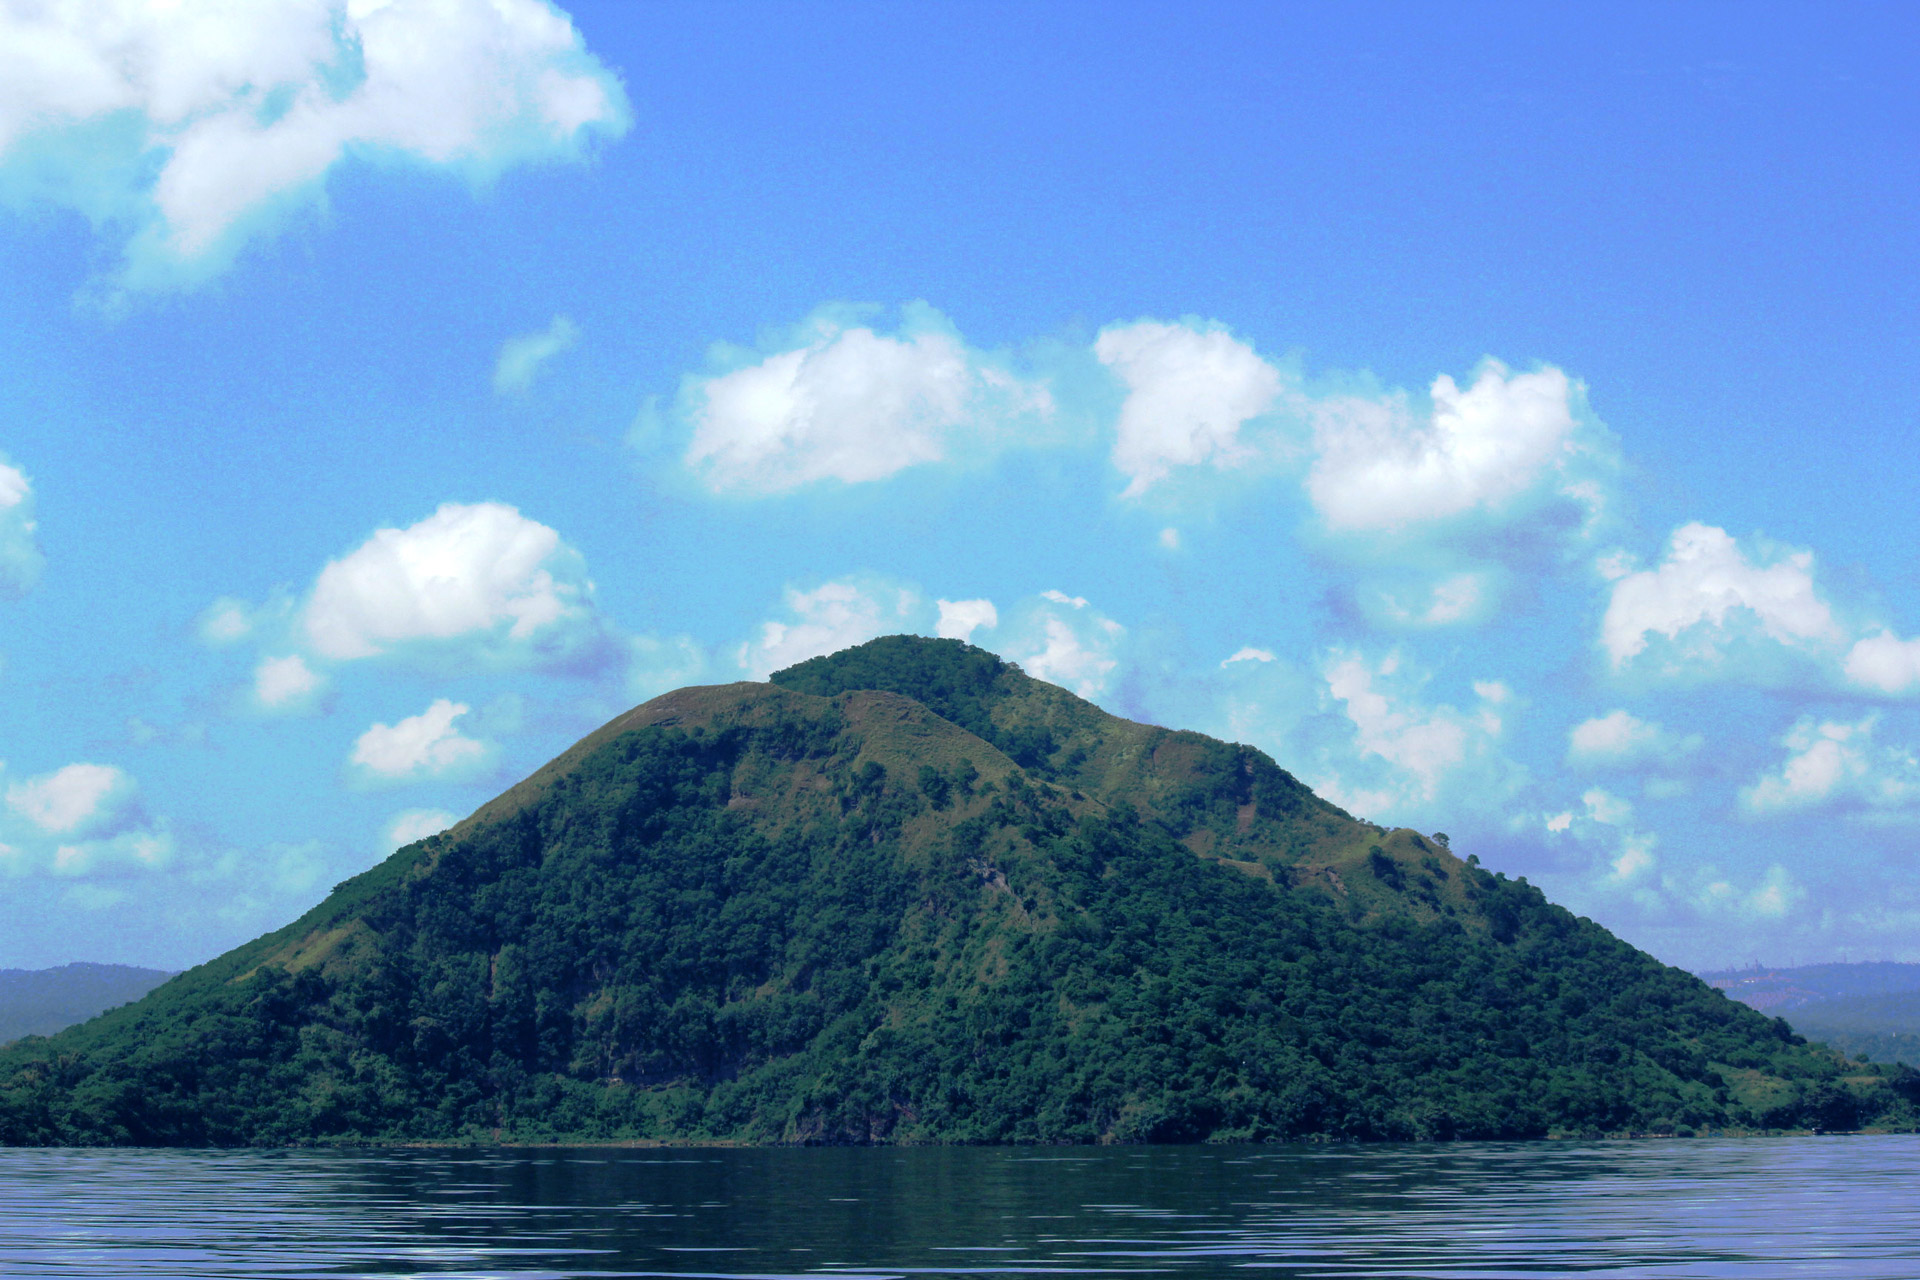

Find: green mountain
3;636;1912;1145
0;964;174;1045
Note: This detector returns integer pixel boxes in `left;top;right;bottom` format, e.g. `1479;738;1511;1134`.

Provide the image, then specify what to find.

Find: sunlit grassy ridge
2;637;1912;1145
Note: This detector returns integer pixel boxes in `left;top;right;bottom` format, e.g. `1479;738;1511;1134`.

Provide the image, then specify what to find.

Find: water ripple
1;1138;1917;1278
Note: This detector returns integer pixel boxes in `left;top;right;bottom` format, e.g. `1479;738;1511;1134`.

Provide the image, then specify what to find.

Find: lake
2;1137;1915;1278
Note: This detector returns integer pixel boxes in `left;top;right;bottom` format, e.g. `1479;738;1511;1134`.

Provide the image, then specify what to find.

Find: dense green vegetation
2;637;1913;1145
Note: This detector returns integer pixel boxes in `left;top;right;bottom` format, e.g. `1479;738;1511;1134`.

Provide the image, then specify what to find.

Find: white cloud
493;314;578;395
996;591;1126;701
1609;832;1658;883
1582;786;1635;828
935;598;997;643
5;763;134;836
1738;865;1802;918
1541;786;1661;891
0;0;629;292
1682;863;1805;920
1095;319;1283;497
1319;651;1510;808
0;453;43;597
1306;361;1596;534
197;596;256;644
349;698;490;782
384;807;458;852
1362;571;1492;628
1739;714;1920;818
252;653;325;711
1845;630;1920;696
1222;647;1275;667
737;577;921;679
50;827;174;878
0;761;174;880
1600;523;1844;675
302;501;602;667
1566;710;1703;769
1013;617;1121;700
682;304;1051;494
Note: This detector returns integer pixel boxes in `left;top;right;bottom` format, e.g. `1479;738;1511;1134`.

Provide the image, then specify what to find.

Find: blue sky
2;0;1918;972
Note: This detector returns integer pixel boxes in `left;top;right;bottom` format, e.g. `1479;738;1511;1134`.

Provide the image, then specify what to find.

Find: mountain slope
3;638;1911;1145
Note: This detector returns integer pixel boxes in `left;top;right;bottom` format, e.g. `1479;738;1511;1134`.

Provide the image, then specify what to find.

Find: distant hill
0;964;174;1044
3;637;1914;1146
1701;964;1920;1067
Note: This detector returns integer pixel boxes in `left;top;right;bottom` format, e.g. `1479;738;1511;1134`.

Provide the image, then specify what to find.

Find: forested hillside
2;638;1911;1146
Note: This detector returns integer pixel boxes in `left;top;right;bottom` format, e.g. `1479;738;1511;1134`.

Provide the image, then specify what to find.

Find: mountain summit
2;636;1911;1144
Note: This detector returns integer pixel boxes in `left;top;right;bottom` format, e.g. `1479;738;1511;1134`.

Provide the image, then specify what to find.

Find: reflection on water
2;1137;1917;1278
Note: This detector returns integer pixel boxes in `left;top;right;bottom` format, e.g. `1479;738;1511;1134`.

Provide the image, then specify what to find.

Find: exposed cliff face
2;637;1910;1146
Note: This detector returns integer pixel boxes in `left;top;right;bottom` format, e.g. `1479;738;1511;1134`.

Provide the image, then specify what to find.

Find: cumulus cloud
1359;571;1494;628
1307;362;1598;535
1739;714;1920;818
1311;651;1518;818
1566;710;1703;769
0;453;44;597
493;314;578;394
1550;788;1804;921
1095;319;1283;497
1686;864;1804;920
197;596;257;644
1005;591;1124;700
384;807;459;852
50;828;174;878
1542;787;1661;896
5;763;134;836
0;0;629;292
0;761;172;879
252;653;326;712
1845;630;1920;696
1222;647;1275;667
1326;654;1505;799
302;501;604;668
1599;523;1844;677
1288;360;1619;632
935;598;997;643
737;577;921;679
681;303;1051;494
349;698;491;783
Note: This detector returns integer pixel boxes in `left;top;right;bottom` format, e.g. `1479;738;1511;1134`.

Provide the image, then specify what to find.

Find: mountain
0;964;174;1045
1703;964;1920;1067
3;636;1913;1145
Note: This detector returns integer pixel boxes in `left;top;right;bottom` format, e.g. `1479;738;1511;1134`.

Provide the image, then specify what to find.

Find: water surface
2;1137;1914;1278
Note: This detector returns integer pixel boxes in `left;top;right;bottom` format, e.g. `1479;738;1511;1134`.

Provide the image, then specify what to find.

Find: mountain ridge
0;964;175;1046
1703;963;1920;1067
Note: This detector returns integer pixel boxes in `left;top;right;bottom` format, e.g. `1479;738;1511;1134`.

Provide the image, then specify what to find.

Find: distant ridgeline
0;964;174;1045
1703;964;1920;1069
3;636;1915;1146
